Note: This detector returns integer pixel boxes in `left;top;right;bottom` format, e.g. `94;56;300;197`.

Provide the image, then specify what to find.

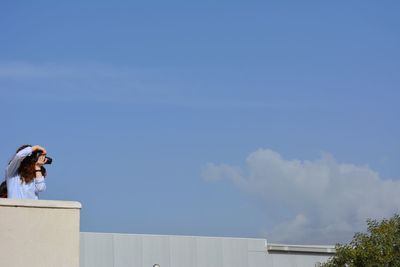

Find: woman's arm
34;176;46;192
34;153;47;192
6;146;33;178
6;145;47;178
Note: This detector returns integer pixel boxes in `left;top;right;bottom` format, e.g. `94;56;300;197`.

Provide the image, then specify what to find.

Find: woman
5;144;48;199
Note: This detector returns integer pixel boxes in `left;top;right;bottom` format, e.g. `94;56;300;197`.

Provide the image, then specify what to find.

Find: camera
32;150;53;165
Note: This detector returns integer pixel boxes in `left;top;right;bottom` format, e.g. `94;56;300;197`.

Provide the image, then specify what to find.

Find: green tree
323;214;400;267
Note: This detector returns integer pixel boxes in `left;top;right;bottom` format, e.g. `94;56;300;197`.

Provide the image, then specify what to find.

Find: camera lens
45;156;53;165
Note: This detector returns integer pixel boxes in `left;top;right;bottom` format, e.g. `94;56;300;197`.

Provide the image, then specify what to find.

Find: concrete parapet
0;199;81;267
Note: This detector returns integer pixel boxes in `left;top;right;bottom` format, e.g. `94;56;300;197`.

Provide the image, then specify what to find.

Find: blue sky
1;1;399;244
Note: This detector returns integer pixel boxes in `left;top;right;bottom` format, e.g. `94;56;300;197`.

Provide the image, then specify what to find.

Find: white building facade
80;232;335;267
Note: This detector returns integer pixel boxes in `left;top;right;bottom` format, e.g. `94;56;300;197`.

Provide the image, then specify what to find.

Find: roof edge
0;198;82;209
267;243;336;254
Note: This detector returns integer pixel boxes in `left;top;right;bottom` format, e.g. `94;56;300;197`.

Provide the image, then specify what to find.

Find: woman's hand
35;154;48;167
33;145;48;168
32;145;47;154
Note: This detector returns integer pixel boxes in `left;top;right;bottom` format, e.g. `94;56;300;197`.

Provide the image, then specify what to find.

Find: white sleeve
34;176;46;192
6;147;33;178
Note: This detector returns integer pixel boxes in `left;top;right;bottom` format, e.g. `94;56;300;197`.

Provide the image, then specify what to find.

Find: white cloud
202;149;400;244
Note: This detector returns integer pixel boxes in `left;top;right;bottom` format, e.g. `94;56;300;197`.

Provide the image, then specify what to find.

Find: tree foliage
323;214;400;267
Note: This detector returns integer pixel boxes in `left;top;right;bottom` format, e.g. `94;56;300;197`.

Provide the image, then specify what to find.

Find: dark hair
19;156;36;184
16;144;46;184
0;181;7;198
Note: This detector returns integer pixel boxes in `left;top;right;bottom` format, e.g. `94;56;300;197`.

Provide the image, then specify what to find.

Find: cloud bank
202;149;400;244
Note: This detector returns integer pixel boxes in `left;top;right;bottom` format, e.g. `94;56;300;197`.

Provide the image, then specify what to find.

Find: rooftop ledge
267;243;336;254
0;198;81;209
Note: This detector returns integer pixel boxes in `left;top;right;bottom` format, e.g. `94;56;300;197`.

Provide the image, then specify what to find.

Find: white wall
80;232;332;267
0;199;81;267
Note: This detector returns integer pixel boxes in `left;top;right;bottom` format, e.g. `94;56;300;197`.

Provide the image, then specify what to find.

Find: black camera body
32;150;53;165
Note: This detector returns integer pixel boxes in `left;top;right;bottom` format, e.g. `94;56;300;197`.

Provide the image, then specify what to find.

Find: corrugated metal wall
80;232;330;267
